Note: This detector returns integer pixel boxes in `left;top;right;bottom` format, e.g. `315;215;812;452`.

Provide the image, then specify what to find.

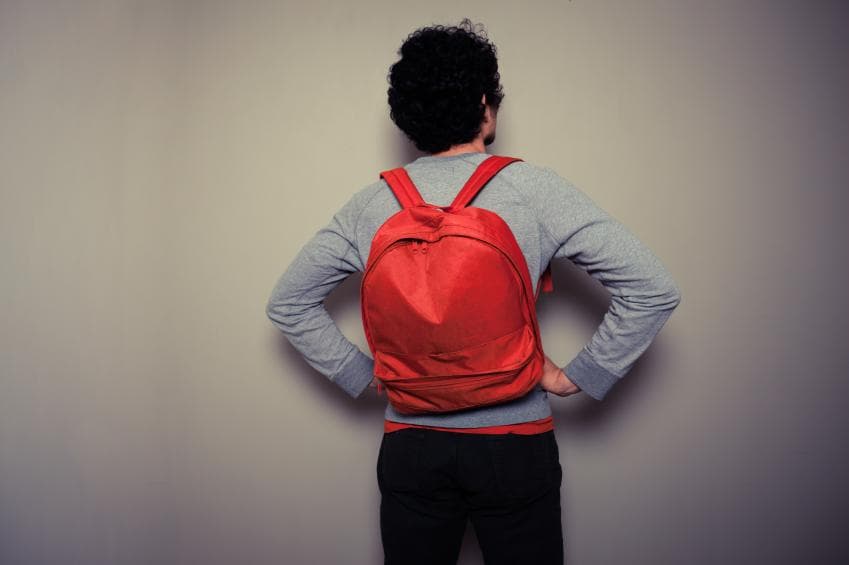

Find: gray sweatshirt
265;151;682;428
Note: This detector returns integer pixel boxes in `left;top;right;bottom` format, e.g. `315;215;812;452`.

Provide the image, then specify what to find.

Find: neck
430;137;486;157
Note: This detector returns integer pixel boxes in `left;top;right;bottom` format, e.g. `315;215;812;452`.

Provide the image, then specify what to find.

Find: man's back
266;150;682;429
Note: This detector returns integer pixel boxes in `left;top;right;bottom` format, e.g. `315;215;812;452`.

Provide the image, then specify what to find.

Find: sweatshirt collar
413;151;489;164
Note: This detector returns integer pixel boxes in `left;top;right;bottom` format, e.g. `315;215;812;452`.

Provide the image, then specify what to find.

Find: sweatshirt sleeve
265;189;375;399
530;167;682;401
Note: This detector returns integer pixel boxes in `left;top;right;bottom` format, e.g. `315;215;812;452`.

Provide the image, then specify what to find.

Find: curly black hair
387;19;505;154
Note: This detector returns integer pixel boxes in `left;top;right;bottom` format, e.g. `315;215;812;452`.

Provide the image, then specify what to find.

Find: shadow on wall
387;125;425;166
271;271;385;426
537;258;678;430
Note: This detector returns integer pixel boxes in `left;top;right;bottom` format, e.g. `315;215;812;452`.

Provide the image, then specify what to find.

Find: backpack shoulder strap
448;155;523;212
379;167;425;209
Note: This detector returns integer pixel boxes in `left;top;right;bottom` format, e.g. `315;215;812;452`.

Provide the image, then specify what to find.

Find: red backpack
360;155;553;415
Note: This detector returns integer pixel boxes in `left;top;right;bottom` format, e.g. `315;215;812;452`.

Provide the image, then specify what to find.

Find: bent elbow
265;289;317;334
265;299;279;322
265;290;292;326
662;282;682;310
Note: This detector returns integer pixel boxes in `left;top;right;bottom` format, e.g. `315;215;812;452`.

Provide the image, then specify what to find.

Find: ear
482;100;494;123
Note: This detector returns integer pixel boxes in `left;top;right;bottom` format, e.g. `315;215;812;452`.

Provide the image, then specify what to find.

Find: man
266;19;681;565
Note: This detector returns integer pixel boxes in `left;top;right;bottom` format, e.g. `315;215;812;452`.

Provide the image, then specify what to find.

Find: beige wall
2;1;847;563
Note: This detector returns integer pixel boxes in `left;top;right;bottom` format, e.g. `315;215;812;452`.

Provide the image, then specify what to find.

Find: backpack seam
375;324;529;357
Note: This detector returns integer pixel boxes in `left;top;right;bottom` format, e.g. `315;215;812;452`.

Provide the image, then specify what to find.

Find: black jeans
377;427;564;565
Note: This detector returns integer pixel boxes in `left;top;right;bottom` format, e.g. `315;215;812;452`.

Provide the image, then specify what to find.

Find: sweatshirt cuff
564;350;621;401
330;350;375;399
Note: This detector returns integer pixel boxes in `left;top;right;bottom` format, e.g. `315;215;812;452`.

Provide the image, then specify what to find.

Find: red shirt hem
383;415;554;435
